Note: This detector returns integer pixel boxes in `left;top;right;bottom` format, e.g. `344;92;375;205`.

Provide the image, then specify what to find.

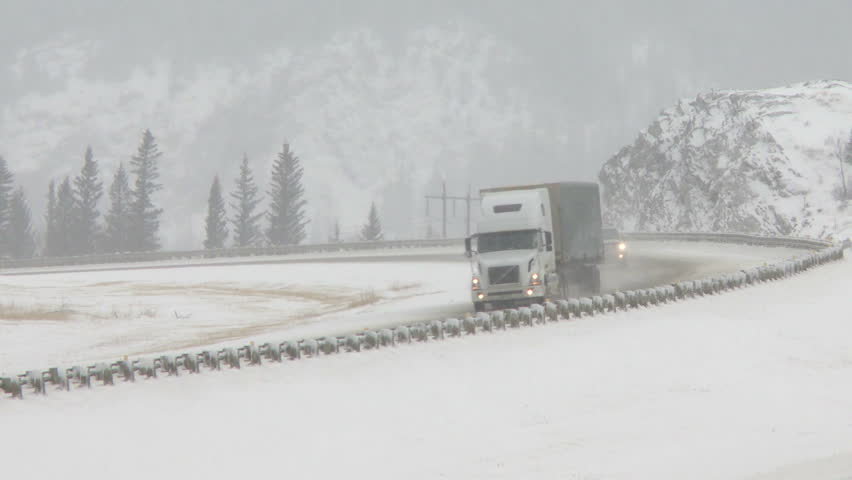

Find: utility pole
442;182;447;238
425;182;480;239
465;186;471;237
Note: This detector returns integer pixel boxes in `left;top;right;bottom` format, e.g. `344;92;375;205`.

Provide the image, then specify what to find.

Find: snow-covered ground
0;256;470;373
1;248;849;480
0;241;801;373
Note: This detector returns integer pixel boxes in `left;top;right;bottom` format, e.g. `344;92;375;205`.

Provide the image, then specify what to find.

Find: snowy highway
1;241;803;373
0;243;849;480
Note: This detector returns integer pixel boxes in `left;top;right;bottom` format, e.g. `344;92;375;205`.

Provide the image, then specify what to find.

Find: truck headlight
477;292;485;300
618;242;627;251
525;288;535;296
530;272;541;286
472;277;480;290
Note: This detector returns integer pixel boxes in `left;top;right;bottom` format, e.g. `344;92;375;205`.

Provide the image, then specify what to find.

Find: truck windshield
478;230;539;253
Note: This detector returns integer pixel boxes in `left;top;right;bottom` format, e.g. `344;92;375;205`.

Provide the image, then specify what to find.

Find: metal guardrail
0;231;829;273
0;238;465;271
0;233;845;399
622;232;832;250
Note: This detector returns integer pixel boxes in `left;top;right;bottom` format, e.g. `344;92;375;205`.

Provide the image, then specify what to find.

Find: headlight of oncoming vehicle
618;242;627;251
472;276;481;290
530;272;541;286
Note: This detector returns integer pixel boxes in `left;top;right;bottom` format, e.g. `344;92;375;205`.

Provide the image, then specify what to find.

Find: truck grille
488;265;520;285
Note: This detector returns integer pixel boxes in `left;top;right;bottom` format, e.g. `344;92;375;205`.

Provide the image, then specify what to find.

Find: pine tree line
41;129;165;257
204;142;383;247
203;143;310;249
2;135;378;257
201;141;386;247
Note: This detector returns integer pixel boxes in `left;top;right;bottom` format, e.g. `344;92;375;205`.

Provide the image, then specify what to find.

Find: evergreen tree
7;187;35;258
44;180;59;256
360;202;383;241
266;143;308;245
230;155;263;247
73;146;104;254
104;163;133;253
129;129;163;251
54;177;78;256
204;175;228;249
0;156;15;255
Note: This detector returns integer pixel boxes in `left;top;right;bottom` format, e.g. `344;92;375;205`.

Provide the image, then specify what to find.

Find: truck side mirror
464;237;472;258
544;231;553;252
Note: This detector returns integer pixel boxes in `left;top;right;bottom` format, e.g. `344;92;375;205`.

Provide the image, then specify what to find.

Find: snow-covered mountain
599;80;852;240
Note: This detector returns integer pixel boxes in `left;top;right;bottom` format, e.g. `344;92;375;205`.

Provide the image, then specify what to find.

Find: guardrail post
429;320;445;340
301;339;319;357
443;319;461;337
319;337;338;355
345;334;363;351
395;326;411;343
114;359;135;382
379;328;396;346
1;377;23;398
363;331;380;349
490;311;506;330
518;307;533;326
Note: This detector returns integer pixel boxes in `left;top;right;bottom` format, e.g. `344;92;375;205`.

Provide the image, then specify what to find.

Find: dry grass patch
103;305;159;320
131;283;353;304
348;288;381;308
0;301;77;321
389;281;422;292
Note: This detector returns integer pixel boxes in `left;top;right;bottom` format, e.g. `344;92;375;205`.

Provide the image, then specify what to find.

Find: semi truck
465;182;604;312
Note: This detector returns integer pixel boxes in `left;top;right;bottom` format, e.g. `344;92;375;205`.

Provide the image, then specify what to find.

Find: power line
424;182;480;238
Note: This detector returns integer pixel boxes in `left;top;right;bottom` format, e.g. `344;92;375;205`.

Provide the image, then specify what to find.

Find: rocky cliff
599;80;852;240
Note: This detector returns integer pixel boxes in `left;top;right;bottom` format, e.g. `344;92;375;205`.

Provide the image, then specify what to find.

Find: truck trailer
465;182;604;311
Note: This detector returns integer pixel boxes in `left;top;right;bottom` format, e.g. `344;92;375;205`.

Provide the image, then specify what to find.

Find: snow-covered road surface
1;249;849;480
0;241;803;373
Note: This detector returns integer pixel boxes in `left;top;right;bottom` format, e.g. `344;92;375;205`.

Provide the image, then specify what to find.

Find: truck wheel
474;302;486;313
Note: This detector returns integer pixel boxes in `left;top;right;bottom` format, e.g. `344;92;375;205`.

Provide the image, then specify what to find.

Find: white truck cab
467;188;557;311
466;182;603;312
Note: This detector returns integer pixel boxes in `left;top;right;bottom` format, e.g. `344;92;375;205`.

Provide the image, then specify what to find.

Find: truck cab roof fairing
477;189;552;234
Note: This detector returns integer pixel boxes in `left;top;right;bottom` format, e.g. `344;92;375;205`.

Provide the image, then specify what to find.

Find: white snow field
0;241;801;373
0;248;849;480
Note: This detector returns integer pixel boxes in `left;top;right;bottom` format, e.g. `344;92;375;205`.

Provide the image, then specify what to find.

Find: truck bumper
472;285;546;308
